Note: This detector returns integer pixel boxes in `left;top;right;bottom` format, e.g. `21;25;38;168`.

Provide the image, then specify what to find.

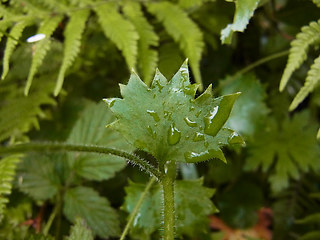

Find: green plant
0;62;243;239
1;0;320;239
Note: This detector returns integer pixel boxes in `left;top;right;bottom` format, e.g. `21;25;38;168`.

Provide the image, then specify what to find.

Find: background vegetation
1;0;320;239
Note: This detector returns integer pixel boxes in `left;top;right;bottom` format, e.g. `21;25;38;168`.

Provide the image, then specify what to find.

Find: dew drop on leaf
195;110;202;117
184;117;197;127
204;106;220;136
184;149;225;163
103;98;116;108
167;123;181;145
147;125;157;139
147;110;160;122
164;111;172;120
193;132;204;142
227;132;243;144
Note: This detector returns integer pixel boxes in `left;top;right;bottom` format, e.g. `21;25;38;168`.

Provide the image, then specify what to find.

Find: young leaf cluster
105;61;244;165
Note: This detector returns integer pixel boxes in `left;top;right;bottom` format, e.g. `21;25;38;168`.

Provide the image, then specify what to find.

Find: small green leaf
122;2;159;85
221;0;260;44
123;178;217;238
105;61;243;164
63;186;120;238
66;218;94;240
67;101;131;181
220;73;269;136
245;111;320;192
54;9;89;96
0;154;20;219
17;154;61;201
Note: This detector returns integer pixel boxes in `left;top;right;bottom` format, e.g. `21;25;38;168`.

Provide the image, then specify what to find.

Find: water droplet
193;132;204;142
147;110;160;122
133;212;141;227
183;84;198;96
228;132;243;144
189;106;195;111
147;125;157;139
184;149;226;163
103;98;117;108
184;117;197;127
164;111;172;120
167;123;181;145
204;106;220;137
195;110;202;117
154;80;164;92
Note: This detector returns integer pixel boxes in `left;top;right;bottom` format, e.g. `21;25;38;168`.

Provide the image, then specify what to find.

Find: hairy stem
120;177;156;240
0;142;161;180
161;161;176;240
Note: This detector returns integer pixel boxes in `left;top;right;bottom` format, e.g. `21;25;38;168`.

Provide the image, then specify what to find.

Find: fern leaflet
0;155;21;220
94;2;139;70
0;79;56;142
0;21;12;43
289;54;320;110
146;2;204;90
1;19;33;81
25;15;63;95
122;2;159;85
280;20;320;91
54;9;89;96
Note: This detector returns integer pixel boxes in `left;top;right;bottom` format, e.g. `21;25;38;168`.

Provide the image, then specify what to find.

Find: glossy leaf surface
105;61;243;163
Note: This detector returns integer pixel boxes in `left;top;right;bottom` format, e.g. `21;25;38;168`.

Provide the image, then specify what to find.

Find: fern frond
25;15;63;95
54;9;89;96
1;19;33;81
0;155;21;220
122;2;158;85
94;2;139;70
289;55;320;110
0;79;56;142
0;21;12;43
312;0;320;8
146;2;204;90
280;20;320;91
